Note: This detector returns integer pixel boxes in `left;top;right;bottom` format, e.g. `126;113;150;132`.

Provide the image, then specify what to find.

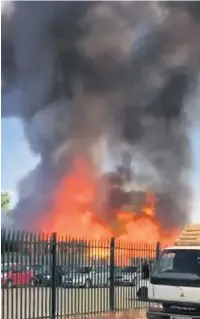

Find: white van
147;224;200;318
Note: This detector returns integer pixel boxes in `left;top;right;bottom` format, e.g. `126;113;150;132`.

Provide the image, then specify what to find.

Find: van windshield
151;249;200;286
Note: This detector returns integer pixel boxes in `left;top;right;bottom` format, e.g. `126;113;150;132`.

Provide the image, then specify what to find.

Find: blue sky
1;117;200;220
1;118;39;206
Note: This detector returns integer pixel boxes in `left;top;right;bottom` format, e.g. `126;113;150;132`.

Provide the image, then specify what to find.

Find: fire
42;156;180;261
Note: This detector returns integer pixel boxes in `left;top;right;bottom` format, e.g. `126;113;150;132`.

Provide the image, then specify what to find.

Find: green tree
1;192;11;210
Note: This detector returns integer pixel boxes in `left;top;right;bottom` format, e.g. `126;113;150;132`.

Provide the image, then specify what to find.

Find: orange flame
42;156;180;262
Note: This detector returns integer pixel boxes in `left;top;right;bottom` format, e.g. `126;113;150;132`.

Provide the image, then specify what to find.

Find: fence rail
1;230;160;319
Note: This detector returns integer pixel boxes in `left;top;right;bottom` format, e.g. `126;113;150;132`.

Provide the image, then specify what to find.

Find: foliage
1;192;11;210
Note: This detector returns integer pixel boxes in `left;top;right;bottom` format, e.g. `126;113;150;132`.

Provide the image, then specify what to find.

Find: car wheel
85;279;92;288
6;280;12;288
29;278;35;287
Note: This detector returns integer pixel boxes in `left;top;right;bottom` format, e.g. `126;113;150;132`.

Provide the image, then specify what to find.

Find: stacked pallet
175;224;200;246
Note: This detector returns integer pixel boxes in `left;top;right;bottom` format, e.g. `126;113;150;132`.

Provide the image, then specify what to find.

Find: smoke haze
2;1;200;230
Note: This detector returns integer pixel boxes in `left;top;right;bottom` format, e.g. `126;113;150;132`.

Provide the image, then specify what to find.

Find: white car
61;266;109;288
120;266;139;286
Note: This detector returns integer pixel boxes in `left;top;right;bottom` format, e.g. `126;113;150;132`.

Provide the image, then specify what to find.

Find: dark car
55;265;72;286
32;264;52;286
32;264;71;287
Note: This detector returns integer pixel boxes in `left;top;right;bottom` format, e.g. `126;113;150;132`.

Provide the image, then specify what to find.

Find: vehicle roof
164;245;200;250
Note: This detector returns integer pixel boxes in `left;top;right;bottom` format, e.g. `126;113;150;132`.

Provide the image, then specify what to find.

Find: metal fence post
156;242;160;259
109;237;115;312
51;232;57;319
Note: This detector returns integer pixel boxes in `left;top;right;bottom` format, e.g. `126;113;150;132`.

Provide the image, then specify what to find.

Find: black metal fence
1;230;160;319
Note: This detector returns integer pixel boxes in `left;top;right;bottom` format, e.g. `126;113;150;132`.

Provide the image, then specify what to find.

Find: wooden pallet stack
175;224;200;246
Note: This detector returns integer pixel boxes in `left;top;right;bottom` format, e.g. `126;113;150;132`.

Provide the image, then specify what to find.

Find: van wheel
6;280;12;288
29;279;35;287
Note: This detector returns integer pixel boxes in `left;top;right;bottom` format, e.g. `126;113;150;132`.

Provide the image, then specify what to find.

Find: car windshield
60;266;70;272
32;264;43;270
112;267;123;276
78;267;92;274
92;266;108;273
32;265;49;273
152;249;200;278
1;263;12;272
121;266;138;273
114;267;122;272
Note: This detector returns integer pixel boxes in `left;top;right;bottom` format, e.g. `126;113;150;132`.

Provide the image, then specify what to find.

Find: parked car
120;266;139;286
1;262;35;288
61;266;92;288
31;264;52;286
32;264;73;287
107;266;123;286
86;266;109;287
61;266;109;288
107;266;140;286
55;265;73;286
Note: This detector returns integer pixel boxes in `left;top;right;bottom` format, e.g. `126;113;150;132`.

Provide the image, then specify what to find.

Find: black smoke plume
2;1;200;230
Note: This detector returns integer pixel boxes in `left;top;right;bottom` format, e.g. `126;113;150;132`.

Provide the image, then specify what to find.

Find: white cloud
190;199;200;223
